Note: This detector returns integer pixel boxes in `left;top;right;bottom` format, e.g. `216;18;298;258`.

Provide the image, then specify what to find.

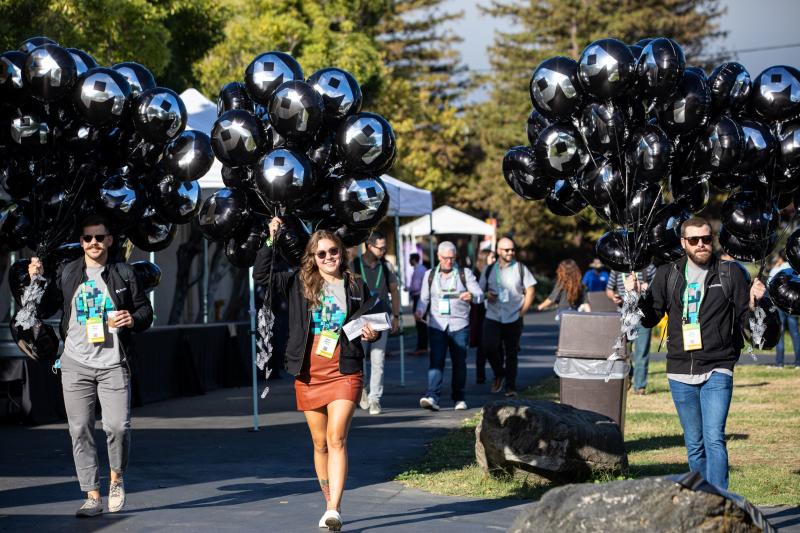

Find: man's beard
686;247;712;265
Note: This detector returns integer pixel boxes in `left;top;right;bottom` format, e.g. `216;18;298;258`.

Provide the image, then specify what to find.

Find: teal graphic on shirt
74;280;114;325
311;295;346;334
686;282;702;324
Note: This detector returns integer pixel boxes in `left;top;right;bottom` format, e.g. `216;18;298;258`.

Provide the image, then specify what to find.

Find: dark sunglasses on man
316;247;340;260
82;234;108;243
684;235;712;246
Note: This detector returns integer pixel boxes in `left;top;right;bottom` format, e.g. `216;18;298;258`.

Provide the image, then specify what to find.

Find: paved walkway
1;311;798;532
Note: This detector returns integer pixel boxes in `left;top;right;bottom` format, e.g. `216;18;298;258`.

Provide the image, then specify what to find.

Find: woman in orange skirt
261;217;378;531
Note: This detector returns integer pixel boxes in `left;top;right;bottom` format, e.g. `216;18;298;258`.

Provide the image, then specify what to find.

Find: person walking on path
768;251;800;368
414;242;483;411
582;258;609;292
351;232;400;415
537;259;587;317
260;218;379;531
626;217;767;490
479;237;536;397
28;214;153;518
607;264;657;395
408;253;428;355
470;249;496;384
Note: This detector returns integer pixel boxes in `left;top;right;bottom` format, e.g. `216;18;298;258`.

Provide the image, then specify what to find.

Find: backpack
425;266;468;318
481;261;526;293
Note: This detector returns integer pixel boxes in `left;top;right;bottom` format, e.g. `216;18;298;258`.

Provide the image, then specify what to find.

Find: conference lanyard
80;284;110;316
360;259;382;294
434;266;458;294
495;260;517;289
682;263;705;324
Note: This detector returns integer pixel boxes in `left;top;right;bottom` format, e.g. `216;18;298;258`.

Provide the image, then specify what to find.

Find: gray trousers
363;334;388;402
60;356;131;492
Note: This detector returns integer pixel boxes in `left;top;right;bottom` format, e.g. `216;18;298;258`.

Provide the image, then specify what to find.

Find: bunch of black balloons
505;36;800;304
0;36;207;345
200;50;395;267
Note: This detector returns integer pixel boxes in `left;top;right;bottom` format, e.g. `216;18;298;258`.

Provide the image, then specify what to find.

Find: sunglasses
684;235;712;246
315;247;340;260
498;247;515;252
82;234;108;243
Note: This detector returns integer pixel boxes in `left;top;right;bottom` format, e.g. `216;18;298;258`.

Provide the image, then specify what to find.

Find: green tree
471;0;725;264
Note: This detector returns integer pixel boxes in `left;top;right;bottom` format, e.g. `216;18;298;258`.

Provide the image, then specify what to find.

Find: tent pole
203;239;209;324
9;251;16;317
149;251;156;323
428;213;435;269
249;266;259;431
394;215;405;387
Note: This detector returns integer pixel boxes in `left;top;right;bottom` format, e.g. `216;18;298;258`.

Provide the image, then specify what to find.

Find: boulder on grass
475;399;626;482
509;475;774;533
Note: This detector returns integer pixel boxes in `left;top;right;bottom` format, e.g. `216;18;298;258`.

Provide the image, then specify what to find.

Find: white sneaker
359;389;369;410
454;401;468;410
419;397;440;411
321;509;342;531
369;400;382;415
108;479;125;512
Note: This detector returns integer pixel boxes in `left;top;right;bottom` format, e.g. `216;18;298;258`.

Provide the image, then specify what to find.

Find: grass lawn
395;361;800;506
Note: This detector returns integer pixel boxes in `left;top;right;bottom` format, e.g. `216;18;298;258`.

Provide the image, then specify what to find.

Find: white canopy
399;205;495;238
381;174;432;217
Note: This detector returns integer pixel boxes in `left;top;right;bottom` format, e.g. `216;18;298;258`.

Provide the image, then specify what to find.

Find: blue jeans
632;324;652;391
426;326;469;404
669;372;734;490
775;309;800;366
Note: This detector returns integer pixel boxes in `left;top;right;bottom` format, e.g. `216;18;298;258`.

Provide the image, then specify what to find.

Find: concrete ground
0;311;798;532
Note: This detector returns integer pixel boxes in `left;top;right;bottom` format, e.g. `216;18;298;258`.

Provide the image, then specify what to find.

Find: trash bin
555;311;630;434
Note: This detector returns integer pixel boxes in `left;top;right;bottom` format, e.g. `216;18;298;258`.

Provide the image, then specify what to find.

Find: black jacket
638;255;753;375
56;257;154;362
253;246;377;376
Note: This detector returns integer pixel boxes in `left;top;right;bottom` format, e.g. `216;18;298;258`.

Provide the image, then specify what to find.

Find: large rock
475;399;626;482
509;476;772;533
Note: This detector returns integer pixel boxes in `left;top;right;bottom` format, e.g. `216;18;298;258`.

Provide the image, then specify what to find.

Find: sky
442;0;800;99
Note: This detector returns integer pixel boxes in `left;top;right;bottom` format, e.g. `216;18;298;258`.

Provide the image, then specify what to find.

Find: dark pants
426;326;469;403
483;317;523;390
411;294;428;350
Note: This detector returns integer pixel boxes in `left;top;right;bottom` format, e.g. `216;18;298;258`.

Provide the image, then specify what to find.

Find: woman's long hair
556;259;582;306
299;230;355;308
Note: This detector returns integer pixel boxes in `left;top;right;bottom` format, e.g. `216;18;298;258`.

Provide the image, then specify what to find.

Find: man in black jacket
624;217;766;490
28;214;153;517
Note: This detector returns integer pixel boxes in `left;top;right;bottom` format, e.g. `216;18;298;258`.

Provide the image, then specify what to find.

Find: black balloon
275;214;310;266
670;175;709;213
307;131;336;169
626;124;672;184
503;146;552;200
579;101;626;155
708;62;751;112
98;174;147;226
0;51;26;104
244;51;304;105
658;69;711;136
67;48;97;76
720;191;779;241
750;65;800;122
221;165;255;189
533;122;589;178
636;38;685;98
197;187;249;241
225;225;265;268
19;36;56;53
131;261;161;293
151;174;202;224
255;148;316;206
738;119;777;174
134;87;187;143
24;44;77;102
526;109;550;146
0;160;32;199
769;270;800;314
578;38;636;100
163;130;214;181
0;201;32;250
72;67;132;126
112;62;156;95
332;175;389;229
7;259;61;319
336;112;396;174
577;156;624;210
649;203;690;262
609;185;662;226
9;111;52;151
595;230;651;272
530;56;583;119
10;319;59;363
545;179;587;216
307;67;363;123
719;226;776;262
708;172;744;191
267;80;324;143
778;122;800;172
335;224;371;247
695;116;745;173
128;209;175;252
217;81;254;115
786;228;800;272
211;109;267;167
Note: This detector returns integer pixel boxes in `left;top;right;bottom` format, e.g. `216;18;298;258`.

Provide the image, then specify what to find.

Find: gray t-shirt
547;281;584;310
63;266;122;369
311;280;348;335
354;258;396;315
480;261;537;324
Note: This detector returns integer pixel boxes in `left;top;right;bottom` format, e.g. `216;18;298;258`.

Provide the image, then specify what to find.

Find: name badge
498;287;510;303
86;316;106;344
438;298;451;315
682;323;703;351
316;330;339;358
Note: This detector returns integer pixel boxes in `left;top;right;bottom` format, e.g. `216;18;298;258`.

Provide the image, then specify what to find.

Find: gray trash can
555;311;630;434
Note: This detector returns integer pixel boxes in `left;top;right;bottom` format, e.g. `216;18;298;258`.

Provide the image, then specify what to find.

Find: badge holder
316;330;340;358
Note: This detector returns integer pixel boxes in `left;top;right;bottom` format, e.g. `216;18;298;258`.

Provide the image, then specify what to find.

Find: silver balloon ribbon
13;274;47;330
256;239;279;398
608;290;643;377
747;305;769;362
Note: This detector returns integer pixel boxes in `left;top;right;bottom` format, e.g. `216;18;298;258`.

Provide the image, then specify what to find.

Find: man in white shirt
479;237;536;397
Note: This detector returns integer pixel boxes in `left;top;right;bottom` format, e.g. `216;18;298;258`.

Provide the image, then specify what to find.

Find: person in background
768;251;800;368
408;253;428;355
415;241;483;411
582;258;609;292
480;237;536;397
606;264;657;395
470;249;496;384
537;259;586;316
351;232;400;415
